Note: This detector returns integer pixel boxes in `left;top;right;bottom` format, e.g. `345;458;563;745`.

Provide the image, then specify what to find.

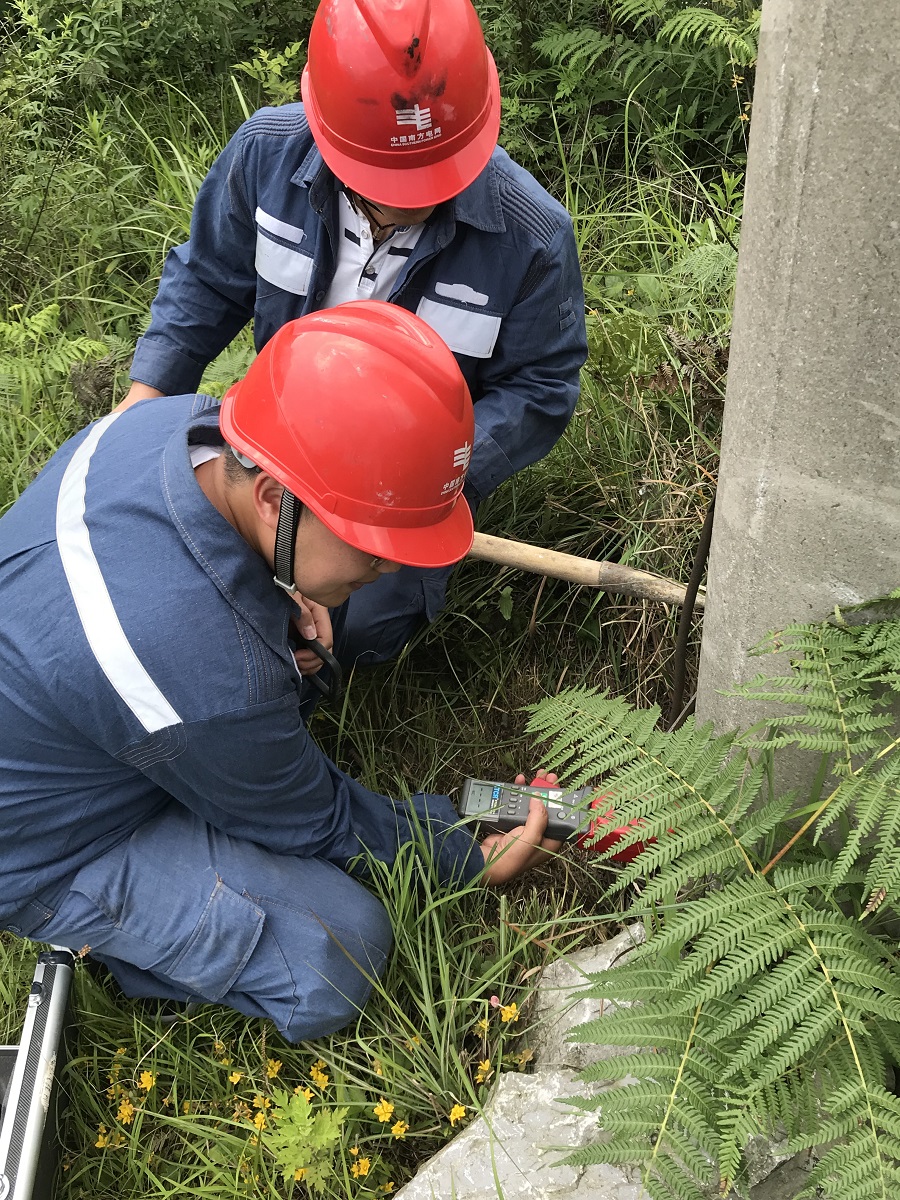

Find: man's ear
252;473;284;533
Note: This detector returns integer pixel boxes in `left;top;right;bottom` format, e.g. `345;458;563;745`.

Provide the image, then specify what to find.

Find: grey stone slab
532;926;645;1073
394;1068;647;1200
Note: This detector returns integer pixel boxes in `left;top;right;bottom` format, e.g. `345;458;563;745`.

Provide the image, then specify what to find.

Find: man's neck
195;456;264;557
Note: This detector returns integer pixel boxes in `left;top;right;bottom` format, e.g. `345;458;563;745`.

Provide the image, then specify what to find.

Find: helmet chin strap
273;489;302;594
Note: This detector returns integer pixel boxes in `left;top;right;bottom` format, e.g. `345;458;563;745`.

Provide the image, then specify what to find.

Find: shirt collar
161;408;294;656
294;147;506;234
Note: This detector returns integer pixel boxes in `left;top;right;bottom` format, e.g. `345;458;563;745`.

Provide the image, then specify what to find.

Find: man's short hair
224;445;262;486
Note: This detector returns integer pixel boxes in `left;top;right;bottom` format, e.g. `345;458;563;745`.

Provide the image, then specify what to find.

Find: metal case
0;950;75;1200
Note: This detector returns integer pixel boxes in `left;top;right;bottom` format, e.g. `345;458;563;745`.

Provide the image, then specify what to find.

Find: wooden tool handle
467;531;705;609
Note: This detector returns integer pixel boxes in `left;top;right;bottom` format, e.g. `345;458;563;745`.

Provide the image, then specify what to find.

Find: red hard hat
301;0;501;209
220;301;475;569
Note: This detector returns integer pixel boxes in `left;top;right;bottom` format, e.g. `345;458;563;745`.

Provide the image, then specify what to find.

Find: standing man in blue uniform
120;0;588;667
0;304;559;1041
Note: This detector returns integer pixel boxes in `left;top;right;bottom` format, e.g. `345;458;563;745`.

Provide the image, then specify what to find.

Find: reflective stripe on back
56;413;182;733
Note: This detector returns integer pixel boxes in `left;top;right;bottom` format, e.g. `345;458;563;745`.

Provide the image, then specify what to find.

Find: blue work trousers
335;563;454;670
5;803;393;1043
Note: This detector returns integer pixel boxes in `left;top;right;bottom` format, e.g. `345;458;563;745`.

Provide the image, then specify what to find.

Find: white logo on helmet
390;103;442;147
453;441;472;470
396;104;432;130
441;442;471;496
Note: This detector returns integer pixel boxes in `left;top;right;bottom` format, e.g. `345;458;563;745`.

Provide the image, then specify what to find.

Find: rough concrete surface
697;0;900;735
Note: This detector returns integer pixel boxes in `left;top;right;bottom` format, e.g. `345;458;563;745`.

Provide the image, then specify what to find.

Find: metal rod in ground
467;532;705;609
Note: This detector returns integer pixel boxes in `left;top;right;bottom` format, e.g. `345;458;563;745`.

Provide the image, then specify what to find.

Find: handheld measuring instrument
457;779;591;841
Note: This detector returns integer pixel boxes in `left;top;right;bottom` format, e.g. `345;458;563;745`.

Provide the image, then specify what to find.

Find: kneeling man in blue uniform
0;303;558;1042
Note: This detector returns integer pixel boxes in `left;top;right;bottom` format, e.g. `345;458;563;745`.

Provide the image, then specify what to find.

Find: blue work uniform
129;104;588;663
0;397;480;1041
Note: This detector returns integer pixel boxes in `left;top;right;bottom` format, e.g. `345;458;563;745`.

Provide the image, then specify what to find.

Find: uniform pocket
255;224;314;298
3;898;55;939
72;840;265;1002
164;878;264;999
416;297;502;359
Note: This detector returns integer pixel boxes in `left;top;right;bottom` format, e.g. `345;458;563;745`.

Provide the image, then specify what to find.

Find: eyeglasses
352;193;398;233
368;556;394;573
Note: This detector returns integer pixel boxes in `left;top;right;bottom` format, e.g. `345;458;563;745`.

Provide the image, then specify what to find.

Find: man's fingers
294;649;325;675
292;599;318;642
521;794;550;844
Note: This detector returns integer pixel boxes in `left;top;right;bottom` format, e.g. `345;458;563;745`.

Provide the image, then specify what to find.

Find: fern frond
610;0;668;31
658;8;758;64
793;1085;900;1199
739;621;893;771
533;609;900;1197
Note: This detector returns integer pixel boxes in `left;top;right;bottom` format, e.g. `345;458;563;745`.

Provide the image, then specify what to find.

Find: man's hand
290;597;333;675
114;382;165;413
479;772;563;885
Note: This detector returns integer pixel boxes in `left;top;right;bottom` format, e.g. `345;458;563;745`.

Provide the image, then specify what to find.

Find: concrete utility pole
696;0;900;734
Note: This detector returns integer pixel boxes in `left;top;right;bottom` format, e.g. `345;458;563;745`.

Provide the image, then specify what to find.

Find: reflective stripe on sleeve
56;413;182;733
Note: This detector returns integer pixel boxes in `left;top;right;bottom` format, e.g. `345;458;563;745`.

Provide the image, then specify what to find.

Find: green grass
0;70;733;1199
27;846;612;1199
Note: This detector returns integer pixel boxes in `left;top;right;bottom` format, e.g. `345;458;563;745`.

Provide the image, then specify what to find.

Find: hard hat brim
303;489;475;570
302;57;501;210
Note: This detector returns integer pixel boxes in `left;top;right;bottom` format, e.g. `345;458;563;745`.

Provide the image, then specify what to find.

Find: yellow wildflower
382;1184;395;1195
731;74;744;87
475;1058;491;1084
474;1018;489;1036
115;1047;126;1056
95;1124;109;1149
517;1047;534;1069
138;1071;156;1092
391;1119;408;1140
252;1111;266;1131
449;1104;466;1126
309;1059;330;1087
229;1071;243;1085
182;1100;192;1114
116;1098;135;1126
294;1085;314;1102
373;1097;395;1123
349;1145;360;1156
294;1168;306;1181
266;1058;282;1079
252;1094;271;1110
738;112;750;122
499;1002;519;1023
350;1156;371;1179
162;1094;172;1107
372;1057;383;1076
213;1040;226;1057
405;1035;421;1049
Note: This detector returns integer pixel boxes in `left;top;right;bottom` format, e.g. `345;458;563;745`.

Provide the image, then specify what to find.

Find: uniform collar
161;406;294;656
295;147;506;234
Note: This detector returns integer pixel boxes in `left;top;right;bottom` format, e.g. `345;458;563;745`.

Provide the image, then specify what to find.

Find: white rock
532;926;645;1073
394;1068;647;1200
